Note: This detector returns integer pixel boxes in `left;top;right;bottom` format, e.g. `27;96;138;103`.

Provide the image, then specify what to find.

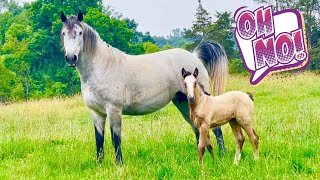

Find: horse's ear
182;68;187;78
194;68;199;78
78;11;83;22
60;12;67;23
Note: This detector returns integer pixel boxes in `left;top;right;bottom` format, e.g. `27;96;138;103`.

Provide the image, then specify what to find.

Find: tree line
1;0;319;102
0;0;167;102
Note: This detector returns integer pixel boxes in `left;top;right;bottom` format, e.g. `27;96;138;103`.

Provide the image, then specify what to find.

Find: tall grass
0;73;319;179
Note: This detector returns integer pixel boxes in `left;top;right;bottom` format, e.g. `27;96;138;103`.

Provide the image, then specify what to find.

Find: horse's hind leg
91;110;107;164
172;92;226;152
229;118;245;164
242;124;259;161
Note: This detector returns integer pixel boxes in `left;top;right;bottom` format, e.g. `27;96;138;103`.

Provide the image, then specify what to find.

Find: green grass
0;73;320;179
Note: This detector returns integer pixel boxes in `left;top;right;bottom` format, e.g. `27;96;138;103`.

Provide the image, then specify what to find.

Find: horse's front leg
91;110;106;164
107;106;123;164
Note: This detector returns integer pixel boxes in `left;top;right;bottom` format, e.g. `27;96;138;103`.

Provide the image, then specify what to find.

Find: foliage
0;0;158;102
183;1;238;59
153;28;192;49
143;42;160;54
229;58;248;75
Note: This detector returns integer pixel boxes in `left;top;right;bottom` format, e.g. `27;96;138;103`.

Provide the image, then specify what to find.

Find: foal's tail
247;92;254;101
193;42;228;96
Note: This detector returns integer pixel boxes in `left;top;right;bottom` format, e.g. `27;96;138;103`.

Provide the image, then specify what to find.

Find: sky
104;0;265;36
17;0;266;37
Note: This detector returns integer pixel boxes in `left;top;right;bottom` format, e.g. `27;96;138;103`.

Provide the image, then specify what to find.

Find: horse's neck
77;40;125;83
189;87;207;115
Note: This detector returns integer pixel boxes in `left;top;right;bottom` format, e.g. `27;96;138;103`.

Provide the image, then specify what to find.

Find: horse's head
60;11;84;67
182;68;199;103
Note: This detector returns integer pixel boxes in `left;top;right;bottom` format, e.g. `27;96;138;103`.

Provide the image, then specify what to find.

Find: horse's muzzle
65;55;77;67
188;96;195;103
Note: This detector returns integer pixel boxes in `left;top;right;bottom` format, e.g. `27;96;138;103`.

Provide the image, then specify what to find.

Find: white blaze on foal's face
62;24;84;66
184;75;197;102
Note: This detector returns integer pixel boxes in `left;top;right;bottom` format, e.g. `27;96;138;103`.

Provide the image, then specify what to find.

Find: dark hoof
218;146;226;155
96;153;104;164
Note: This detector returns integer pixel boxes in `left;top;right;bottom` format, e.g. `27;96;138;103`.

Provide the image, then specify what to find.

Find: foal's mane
184;72;210;96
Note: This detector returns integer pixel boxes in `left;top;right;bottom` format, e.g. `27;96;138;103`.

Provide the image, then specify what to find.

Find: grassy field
0;73;319;179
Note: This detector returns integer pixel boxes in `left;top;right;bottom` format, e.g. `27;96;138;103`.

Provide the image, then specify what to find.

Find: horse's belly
122;95;172;116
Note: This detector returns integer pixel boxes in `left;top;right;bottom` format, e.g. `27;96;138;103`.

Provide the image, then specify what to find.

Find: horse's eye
194;84;197;88
62;32;65;36
79;31;83;35
183;83;186;86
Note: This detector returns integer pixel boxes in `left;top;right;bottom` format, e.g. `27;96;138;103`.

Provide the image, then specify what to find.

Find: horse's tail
247;92;254;101
193;41;228;96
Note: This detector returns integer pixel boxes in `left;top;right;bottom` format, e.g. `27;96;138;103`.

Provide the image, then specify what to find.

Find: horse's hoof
116;160;123;166
96;157;104;164
96;154;104;164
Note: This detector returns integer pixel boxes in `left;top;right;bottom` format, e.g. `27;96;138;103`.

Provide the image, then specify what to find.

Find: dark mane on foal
198;83;211;96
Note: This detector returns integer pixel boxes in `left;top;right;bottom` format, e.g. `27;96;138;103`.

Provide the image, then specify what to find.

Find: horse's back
126;48;210;92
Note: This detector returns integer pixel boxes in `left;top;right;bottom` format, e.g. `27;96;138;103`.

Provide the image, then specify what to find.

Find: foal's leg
229;118;245;164
107;107;123;164
198;123;209;164
91;110;106;164
172;92;226;152
242;124;259;161
206;132;214;158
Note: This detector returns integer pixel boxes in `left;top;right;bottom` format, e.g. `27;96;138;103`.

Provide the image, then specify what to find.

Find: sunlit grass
0;72;319;179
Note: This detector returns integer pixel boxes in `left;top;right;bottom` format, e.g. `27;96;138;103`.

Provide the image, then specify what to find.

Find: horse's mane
184;72;211;96
198;82;211;96
81;23;98;56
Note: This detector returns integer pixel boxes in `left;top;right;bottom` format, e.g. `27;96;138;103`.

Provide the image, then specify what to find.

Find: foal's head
60;11;84;67
182;68;199;103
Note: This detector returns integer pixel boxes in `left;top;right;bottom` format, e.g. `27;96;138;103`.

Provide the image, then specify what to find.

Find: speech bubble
234;6;309;85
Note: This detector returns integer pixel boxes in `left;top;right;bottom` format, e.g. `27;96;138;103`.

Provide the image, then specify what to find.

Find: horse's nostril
65;55;68;60
188;96;195;102
74;55;77;61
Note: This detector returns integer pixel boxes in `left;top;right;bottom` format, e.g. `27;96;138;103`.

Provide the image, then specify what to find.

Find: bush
229;58;248;75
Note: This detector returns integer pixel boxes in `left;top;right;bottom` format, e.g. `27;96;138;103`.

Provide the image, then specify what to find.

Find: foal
182;68;259;164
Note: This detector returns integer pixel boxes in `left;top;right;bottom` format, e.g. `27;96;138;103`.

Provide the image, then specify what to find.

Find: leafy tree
0;56;15;102
143;42;160;54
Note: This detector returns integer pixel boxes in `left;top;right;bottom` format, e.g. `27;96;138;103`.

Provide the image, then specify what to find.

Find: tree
185;0;212;39
143;42;160;54
0;56;15;102
205;11;238;59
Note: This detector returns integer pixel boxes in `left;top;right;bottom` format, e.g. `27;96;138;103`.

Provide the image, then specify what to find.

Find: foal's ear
181;68;187;78
193;68;199;78
78;11;83;22
60;12;67;23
